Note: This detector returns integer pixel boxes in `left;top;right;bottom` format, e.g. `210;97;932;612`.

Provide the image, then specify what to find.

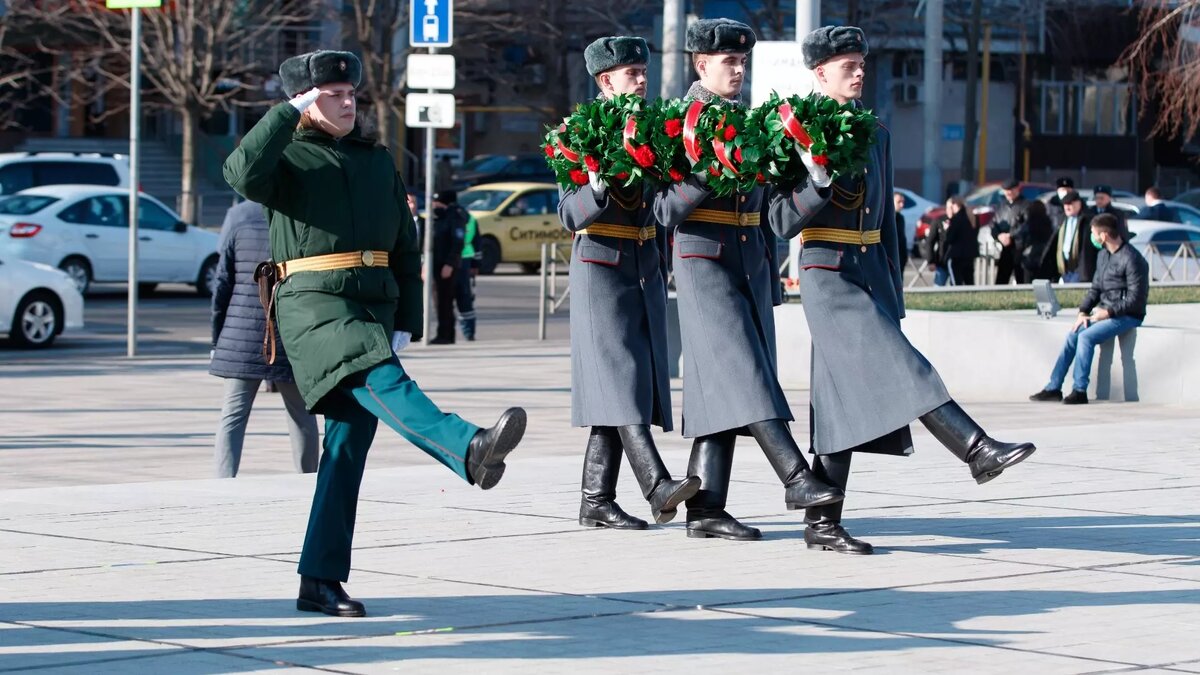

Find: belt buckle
639;226;652;241
738;213;750;227
361;250;375;266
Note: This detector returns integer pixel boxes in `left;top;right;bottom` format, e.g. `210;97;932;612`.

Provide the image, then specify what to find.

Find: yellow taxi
458;182;570;273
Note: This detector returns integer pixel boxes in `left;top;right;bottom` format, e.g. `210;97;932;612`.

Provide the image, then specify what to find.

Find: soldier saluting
769;27;1037;555
654;19;844;542
223;50;527;617
558;36;700;530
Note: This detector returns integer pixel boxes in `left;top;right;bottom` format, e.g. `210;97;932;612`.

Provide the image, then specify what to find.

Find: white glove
289;87;321;112
588;170;606;198
799;150;833;189
391;331;412;353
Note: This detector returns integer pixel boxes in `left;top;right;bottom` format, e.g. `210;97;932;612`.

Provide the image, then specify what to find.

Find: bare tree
1122;0;1200;141
344;0;406;148
70;0;313;222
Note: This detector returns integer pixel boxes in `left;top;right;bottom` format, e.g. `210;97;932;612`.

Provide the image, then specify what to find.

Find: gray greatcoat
559;182;672;430
651;82;789;438
768;116;950;456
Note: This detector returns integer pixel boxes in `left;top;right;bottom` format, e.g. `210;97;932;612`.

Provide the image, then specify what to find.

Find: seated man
1030;214;1148;405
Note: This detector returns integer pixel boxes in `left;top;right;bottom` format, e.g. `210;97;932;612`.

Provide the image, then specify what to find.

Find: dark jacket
1140;202;1178;224
209;200;296;381
1046;209;1098;281
1022;209;1054;273
1092;204;1129;239
941;210;978;263
432;204;467;268
895;211;909;270
991;196;1028;243
1080;242;1149;321
223;102;422;412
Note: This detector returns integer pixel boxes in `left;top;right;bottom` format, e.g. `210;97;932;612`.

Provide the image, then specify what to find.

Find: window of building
1034;80;1135;136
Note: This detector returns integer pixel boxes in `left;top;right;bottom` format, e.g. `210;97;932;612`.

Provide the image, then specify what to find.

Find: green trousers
298;356;480;582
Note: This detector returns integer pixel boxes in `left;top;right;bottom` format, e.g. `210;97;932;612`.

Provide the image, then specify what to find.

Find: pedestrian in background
210;199;318;478
941;196;978;286
1022;199;1055;280
893;192;909;275
991;179;1028;284
429;190;467;344
1092;185;1128;238
1046;190;1097;282
1141;186;1178;223
456;206;480;341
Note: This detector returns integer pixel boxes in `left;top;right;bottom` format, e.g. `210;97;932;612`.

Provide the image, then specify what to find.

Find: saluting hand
289;87;321;113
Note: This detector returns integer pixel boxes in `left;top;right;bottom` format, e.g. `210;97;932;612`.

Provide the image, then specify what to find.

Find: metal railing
537;242;573;340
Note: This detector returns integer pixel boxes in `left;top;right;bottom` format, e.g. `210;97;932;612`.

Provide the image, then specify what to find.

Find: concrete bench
1095;327;1139;402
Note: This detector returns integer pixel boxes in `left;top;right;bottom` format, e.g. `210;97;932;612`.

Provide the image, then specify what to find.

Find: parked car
1036;188;1138;204
0;185;219;296
893;187;937;254
452;154;555;190
0;152;129;196
1172;187;1200;209
1109;198;1200;226
1126;219;1200;282
457;182;567;274
917;181;1054;242
0;255;84;348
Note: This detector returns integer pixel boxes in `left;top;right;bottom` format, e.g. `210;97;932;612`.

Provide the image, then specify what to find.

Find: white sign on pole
750;41;814;107
407;53;456;90
406;93;456;128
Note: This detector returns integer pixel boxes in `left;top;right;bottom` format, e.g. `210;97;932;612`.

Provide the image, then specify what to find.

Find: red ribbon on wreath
711;115;739;175
623;116;657;169
777;102;814;149
682;100;706;165
555;123;580;163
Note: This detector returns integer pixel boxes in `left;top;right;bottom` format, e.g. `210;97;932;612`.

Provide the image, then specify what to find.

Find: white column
661;0;686;99
788;1;820;282
922;0;944;202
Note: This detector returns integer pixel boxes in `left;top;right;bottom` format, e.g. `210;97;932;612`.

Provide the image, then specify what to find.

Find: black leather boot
466;407;527;490
747;419;844;510
618;425;700;524
579;427;648;530
920;401;1036;485
804;451;874;554
297;576;366;617
684;432;762;540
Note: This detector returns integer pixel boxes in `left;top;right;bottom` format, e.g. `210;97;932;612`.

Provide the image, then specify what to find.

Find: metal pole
977;24;992;186
127;7;141;358
537;243;548;340
922;0;944;202
789;0;820;282
661;0;686;99
421;47;436;345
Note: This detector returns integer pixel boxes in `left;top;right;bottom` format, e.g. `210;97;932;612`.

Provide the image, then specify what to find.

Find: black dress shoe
467;408;526;489
428;337;455;345
579;499;648;530
1029;389;1063;402
297;576;365;617
646;477;702;524
1063;389;1088;405
784;470;845;511
920;401;1037;485
686;510;763;540
805;524;874;555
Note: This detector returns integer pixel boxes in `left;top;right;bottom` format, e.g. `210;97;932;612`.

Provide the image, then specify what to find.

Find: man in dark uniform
223;50;526;617
558;36;700;530
654;19;844;542
1047;176;1074;222
1092;185;1128;239
769;26;1037;555
429;190;466;345
991;178;1029;284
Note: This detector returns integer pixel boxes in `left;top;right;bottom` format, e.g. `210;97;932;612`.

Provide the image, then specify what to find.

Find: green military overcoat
223;102;422;412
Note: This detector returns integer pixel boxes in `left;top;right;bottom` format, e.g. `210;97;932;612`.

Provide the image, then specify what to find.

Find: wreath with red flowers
541;94;656;191
757;92;878;189
646;99;770;197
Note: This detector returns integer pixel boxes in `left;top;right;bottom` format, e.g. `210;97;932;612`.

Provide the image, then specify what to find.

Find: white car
894;187;937;254
1125;219;1200;282
0;152;130;196
0;185;219;295
0;256;84;348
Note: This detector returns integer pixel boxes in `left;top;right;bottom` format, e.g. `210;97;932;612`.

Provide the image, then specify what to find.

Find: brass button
740;234;747;242
861;246;868;253
864;207;871;215
740;196;747;203
361;250;375;266
642;202;647;208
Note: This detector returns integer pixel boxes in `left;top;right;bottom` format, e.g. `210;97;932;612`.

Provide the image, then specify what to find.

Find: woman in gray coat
770;26;1036;555
558;36;700;530
653;19;844;542
210;199;318;477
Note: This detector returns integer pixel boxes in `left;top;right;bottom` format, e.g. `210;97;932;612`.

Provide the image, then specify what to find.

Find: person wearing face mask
1047;176;1075;222
223;50;527;618
769;26;1037;556
428;190;467;345
655;19;845;543
558;36;700;532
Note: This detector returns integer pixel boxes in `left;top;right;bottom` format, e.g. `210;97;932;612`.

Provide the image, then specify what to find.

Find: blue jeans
934;266;950;286
1047;315;1142;393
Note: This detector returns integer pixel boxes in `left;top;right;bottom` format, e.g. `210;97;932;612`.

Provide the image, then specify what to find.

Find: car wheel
196;256;218;297
138;283;158;296
59;257;92;295
519;262;541;274
478;236;500;275
11;291;61;349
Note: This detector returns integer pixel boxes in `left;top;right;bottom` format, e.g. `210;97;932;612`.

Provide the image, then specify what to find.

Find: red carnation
616;171;630;180
544;144;555;158
664;118;683;138
668;168;684;182
633;146;656;168
569;169;589;186
709;165;721;177
584;155;599;172
812;154;829;167
723;125;738;141
756;172;767;183
734;147;743;163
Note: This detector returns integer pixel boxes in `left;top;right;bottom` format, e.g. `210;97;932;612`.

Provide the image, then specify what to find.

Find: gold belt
689;208;760;227
800;228;881;246
277;250;389;279
579;222;657;241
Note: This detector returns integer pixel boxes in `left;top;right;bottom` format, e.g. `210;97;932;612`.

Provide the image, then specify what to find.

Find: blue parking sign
411;0;452;48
